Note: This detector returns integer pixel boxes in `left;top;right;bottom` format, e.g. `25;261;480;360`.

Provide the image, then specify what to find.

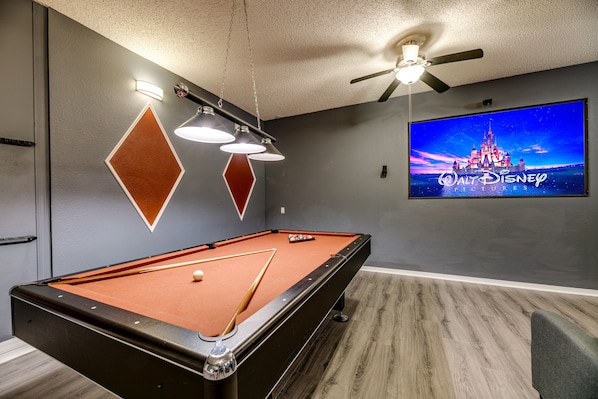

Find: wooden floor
1;270;597;399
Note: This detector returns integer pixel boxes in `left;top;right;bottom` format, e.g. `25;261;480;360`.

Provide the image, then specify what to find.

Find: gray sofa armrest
531;310;598;399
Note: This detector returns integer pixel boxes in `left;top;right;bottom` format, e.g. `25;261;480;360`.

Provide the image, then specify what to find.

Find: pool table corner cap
203;340;237;381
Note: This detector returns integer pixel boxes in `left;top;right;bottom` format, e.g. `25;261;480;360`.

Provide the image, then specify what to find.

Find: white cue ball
193;269;204;281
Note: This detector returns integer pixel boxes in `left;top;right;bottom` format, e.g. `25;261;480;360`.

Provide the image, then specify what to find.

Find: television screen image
408;99;588;198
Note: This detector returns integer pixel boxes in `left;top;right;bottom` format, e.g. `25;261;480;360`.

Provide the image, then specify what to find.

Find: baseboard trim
361;266;598;297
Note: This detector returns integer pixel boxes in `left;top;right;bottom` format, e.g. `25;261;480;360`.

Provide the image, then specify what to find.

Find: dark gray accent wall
0;0;40;341
265;62;598;290
48;10;266;275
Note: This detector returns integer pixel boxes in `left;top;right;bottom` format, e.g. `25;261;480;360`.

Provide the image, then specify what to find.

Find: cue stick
52;248;277;285
221;248;278;336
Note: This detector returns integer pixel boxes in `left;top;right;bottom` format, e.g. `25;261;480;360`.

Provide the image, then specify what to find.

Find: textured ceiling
35;0;598;120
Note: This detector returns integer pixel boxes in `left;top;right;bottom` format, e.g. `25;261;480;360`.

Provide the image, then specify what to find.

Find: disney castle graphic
452;121;525;174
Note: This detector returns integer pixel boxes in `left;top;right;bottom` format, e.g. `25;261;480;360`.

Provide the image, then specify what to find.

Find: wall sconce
136;80;163;101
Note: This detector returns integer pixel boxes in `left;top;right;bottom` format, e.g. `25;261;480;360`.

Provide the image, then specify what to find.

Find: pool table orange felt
51;230;358;337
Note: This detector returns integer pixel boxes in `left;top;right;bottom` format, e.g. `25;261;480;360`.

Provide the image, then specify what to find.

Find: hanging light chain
243;0;261;130
218;0;262;130
219;0;238;108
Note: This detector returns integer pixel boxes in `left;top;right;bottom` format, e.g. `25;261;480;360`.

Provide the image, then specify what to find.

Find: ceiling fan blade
420;70;450;93
350;68;396;84
427;49;483;66
378;79;400;102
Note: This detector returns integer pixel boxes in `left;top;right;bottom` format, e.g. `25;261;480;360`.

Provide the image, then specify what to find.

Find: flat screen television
408;99;588;198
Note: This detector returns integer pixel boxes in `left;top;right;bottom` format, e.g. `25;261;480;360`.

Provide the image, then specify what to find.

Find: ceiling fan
350;41;483;102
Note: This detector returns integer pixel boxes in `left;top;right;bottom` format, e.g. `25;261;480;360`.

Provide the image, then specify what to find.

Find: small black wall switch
380;165;387;178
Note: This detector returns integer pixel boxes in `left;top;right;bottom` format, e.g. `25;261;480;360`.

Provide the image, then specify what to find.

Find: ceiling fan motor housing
402;43;421;63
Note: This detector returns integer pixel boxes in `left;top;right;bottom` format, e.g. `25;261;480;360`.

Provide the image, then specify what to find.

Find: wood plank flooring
1;270;597;399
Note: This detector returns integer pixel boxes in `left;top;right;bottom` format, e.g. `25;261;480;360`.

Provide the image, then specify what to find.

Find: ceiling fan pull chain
408;84;412;122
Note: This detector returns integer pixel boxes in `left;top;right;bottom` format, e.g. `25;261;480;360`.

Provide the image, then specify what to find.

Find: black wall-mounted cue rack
0;236;37;246
1;135;37;245
0;137;35;147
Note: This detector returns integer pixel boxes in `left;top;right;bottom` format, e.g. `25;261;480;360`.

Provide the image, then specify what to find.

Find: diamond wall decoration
223;154;256;220
106;103;185;231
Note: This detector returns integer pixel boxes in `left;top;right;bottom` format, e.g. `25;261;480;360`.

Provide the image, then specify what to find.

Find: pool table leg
332;293;349;322
204;376;238;399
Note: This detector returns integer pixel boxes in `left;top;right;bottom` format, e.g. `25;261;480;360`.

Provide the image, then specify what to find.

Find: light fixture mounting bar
174;83;275;142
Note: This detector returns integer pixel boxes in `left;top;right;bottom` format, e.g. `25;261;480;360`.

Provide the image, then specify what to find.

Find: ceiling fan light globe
396;65;425;85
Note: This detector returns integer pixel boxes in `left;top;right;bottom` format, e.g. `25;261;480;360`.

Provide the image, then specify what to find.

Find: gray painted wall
264;63;598;290
48;10;267;275
0;0;40;341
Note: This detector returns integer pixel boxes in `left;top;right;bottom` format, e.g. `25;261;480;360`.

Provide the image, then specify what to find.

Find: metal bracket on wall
0;236;37;246
0;137;35;147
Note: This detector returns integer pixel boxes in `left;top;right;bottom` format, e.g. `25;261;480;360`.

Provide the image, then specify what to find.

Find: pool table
10;229;371;399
